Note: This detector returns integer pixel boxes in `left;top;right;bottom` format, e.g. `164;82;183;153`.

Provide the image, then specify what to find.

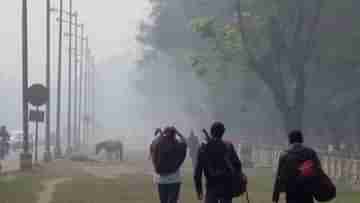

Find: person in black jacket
273;130;322;203
194;122;243;203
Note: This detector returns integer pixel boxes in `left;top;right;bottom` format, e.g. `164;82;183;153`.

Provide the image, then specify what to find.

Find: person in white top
150;127;187;203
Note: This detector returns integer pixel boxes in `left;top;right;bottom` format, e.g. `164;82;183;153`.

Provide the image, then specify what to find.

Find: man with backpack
273;130;336;203
194;122;247;203
150;126;187;203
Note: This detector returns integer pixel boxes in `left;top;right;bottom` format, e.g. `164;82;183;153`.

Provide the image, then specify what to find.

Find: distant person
194;122;247;203
272;130;335;203
150;127;187;203
187;130;200;168
0;126;10;159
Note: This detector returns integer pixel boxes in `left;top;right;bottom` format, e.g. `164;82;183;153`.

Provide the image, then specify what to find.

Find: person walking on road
150;126;187;203
194;122;246;203
0;126;10;160
188;130;200;168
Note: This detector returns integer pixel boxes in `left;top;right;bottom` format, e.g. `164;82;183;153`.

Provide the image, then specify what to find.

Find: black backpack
224;144;247;197
151;136;187;176
205;140;247;198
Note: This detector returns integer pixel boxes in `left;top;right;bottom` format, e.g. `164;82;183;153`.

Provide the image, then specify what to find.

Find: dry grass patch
50;168;360;203
0;174;44;203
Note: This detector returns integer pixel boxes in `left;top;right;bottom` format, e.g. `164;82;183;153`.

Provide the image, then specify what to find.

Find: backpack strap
224;142;236;174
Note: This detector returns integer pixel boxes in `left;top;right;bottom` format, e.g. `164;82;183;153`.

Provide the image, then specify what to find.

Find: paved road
1;150;21;173
1;146;47;173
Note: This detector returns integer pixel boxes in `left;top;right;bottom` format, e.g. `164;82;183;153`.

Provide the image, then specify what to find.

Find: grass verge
51;169;360;203
0;175;44;203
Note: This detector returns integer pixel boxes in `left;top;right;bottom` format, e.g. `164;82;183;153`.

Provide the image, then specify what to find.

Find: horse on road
95;140;124;161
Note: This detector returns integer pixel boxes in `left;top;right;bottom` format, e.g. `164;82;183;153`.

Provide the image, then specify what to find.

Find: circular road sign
27;84;49;106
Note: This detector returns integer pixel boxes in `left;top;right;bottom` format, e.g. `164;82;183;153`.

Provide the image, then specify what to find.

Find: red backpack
297;159;336;202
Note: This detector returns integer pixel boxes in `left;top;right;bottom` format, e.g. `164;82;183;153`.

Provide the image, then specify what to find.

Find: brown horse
95;140;124;161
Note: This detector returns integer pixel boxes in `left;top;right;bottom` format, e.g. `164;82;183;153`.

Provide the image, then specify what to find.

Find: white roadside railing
238;144;360;185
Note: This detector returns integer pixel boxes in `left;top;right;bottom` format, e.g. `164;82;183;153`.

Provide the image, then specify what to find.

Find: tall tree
193;0;324;133
137;0;360;142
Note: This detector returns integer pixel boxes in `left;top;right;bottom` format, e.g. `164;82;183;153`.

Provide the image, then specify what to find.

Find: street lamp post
61;20;85;152
44;0;52;162
64;34;87;149
73;13;79;151
78;25;84;148
20;0;32;170
54;0;64;159
50;1;77;157
66;0;73;155
85;50;92;144
83;39;89;146
91;56;96;138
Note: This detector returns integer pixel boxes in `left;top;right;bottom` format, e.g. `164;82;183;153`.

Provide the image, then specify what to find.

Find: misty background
0;1;211;147
0;1;148;131
1;0;360;150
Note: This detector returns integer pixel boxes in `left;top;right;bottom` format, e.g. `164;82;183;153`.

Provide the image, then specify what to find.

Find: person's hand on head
155;128;162;136
173;127;180;134
202;129;210;141
202;129;208;135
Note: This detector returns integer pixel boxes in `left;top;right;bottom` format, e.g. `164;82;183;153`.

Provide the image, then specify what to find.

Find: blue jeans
158;183;181;203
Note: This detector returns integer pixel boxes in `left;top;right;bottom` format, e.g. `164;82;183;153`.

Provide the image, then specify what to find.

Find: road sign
27;84;48;106
29;110;45;122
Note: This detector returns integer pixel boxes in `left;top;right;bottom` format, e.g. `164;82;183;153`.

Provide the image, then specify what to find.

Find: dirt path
79;161;153;178
37;178;72;203
37;159;152;179
31;159;153;203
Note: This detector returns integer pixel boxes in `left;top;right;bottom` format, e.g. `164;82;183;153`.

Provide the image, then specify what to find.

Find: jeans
158;183;181;203
205;191;232;203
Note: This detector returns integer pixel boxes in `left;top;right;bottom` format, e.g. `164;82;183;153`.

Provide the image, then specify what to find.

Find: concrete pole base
43;151;52;162
54;147;63;159
20;152;33;170
65;147;72;157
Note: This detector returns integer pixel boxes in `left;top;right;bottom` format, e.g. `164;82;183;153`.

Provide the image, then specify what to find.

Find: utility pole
55;0;64;159
91;56;96;138
78;25;84;148
73;12;79;151
83;39;89;145
20;0;32;170
44;0;52;162
86;51;92;143
66;0;73;155
55;8;83;154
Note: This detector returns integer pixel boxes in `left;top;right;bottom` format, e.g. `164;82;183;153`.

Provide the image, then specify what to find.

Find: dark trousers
205;191;232;203
158;183;181;203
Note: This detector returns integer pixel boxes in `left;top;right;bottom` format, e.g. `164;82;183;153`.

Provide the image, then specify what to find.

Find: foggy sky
0;0;149;81
0;0;150;130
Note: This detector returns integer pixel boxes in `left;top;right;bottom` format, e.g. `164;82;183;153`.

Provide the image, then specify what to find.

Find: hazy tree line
134;0;360;150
